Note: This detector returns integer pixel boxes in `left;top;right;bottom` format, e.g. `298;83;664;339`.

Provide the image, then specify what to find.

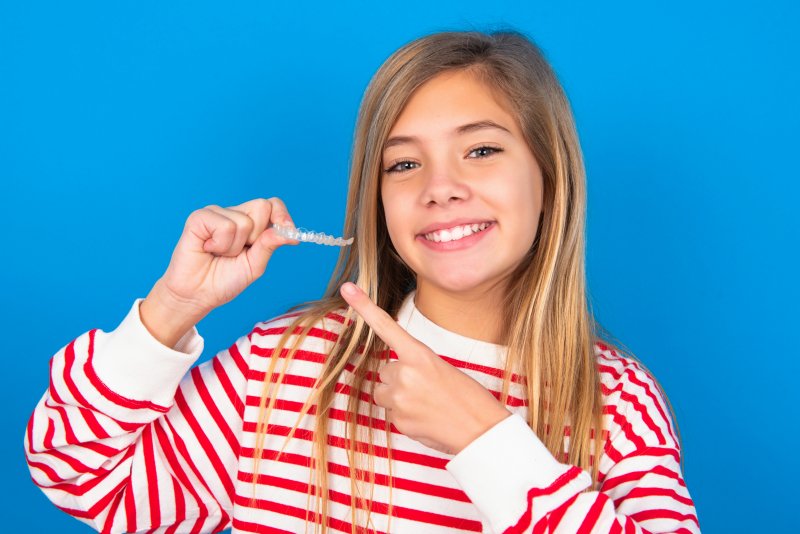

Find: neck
414;283;506;344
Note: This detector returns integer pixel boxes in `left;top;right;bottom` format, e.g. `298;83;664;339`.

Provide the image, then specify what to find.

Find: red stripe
532;516;548;534
141;426;161;529
248;365;526;410
163;476;185;534
102;489;124;534
211;516;229;532
602;381;666;445
599;359;678;444
576;491;610;533
212;354;244;419
630;508;700;526
227;339;249;379
603;464;686;493
45;399;78;446
244;396;394;434
153;421;212;532
190;367;239;455
124;469;137;532
38;446;93;475
604;404;647;450
503;466;584;534
234;492;363;534
31;448;135;496
238;446;470;502
438;354;525;384
79;440;122;458
232;518;295;533
61;338;139;432
253;325;340;342
36;399;120;463
54;478;128;520
547;492;580;531
250;345;327;363
47;371;110;439
173;389;235;501
616;486;695;508
241;423;448;469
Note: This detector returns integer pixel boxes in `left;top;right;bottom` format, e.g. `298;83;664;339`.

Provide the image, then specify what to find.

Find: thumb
246;227;296;279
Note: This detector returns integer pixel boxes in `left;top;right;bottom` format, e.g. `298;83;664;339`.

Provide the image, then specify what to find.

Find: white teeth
423;222;490;243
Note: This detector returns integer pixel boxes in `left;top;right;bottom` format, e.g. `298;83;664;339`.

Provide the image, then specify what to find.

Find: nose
419;164;470;207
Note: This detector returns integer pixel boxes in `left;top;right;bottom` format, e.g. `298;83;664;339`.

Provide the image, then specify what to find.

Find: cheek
502;174;542;241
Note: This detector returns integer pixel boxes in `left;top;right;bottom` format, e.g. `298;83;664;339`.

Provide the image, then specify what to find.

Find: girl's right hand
140;198;298;348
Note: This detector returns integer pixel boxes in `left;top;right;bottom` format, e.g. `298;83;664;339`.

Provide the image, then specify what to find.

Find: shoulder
593;340;679;452
246;307;350;355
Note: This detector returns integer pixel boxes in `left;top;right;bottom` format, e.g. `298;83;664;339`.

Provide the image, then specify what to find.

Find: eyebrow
383;120;512;150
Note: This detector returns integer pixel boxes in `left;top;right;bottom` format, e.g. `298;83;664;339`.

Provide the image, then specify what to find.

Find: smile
422;222;492;243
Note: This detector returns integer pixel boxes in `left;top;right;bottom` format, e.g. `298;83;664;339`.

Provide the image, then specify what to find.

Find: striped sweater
25;291;700;533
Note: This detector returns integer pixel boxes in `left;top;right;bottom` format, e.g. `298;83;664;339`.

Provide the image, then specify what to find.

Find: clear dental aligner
272;223;354;247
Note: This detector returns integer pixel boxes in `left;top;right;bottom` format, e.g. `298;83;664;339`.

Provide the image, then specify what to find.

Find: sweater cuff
91;298;204;408
446;413;590;531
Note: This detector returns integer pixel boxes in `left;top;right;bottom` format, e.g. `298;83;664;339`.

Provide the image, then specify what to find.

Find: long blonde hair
251;29;675;532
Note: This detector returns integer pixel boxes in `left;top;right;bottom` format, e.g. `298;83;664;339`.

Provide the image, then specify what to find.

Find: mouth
420;221;494;243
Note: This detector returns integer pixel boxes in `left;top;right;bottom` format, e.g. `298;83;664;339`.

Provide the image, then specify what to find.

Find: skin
379;69;544;345
341;69;545;454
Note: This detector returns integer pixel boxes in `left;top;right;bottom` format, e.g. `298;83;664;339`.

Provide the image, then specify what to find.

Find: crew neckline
395;291;508;367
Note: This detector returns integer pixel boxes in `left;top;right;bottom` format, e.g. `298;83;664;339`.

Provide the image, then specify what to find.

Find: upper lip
417;218;494;236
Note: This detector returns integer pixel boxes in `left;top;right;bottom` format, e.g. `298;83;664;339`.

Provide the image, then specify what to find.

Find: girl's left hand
340;282;512;455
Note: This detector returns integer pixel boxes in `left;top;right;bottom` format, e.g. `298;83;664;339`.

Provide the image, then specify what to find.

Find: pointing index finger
340;283;420;354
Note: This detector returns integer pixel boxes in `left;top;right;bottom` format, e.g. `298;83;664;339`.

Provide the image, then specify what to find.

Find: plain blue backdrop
3;1;797;532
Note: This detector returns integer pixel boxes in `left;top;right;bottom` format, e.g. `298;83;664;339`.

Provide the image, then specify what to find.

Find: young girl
25;30;700;533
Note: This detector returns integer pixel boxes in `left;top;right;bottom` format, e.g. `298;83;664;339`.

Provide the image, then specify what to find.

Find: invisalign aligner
272;224;354;247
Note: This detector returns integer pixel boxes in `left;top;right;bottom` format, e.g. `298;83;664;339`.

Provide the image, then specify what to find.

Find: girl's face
381;69;544;301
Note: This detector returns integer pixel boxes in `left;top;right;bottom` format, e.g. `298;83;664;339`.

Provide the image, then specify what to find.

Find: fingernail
341;283;358;295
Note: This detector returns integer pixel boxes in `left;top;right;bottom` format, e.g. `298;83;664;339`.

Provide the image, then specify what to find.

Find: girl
25;30;700;533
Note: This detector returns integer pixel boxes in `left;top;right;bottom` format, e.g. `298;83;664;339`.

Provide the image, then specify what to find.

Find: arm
24;299;252;533
445;360;700;534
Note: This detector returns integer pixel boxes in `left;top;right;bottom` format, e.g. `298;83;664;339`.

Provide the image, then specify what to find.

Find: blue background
2;1;797;532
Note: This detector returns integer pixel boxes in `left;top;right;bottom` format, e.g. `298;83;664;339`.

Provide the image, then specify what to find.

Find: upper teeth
423;222;490;243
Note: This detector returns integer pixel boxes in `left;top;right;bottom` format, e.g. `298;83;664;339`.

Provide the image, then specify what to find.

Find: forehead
386;69;519;140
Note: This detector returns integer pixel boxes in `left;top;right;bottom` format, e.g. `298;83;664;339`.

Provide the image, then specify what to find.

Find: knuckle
187;208;208;226
218;218;237;234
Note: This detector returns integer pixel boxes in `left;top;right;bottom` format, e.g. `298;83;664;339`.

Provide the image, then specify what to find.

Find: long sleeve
446;354;700;534
24;299;252;533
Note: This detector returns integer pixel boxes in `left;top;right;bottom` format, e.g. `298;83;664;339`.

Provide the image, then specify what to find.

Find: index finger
339;282;421;354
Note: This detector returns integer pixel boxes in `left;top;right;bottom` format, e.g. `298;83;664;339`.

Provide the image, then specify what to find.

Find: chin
424;270;502;295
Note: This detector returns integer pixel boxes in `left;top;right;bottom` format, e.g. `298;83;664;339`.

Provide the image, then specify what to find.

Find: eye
383;159;420;174
467;145;504;159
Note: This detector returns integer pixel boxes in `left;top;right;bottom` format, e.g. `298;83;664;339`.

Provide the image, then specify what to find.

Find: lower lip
416;223;495;252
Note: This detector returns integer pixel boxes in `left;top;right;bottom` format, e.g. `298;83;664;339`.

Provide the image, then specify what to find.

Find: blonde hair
251;29;677;532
